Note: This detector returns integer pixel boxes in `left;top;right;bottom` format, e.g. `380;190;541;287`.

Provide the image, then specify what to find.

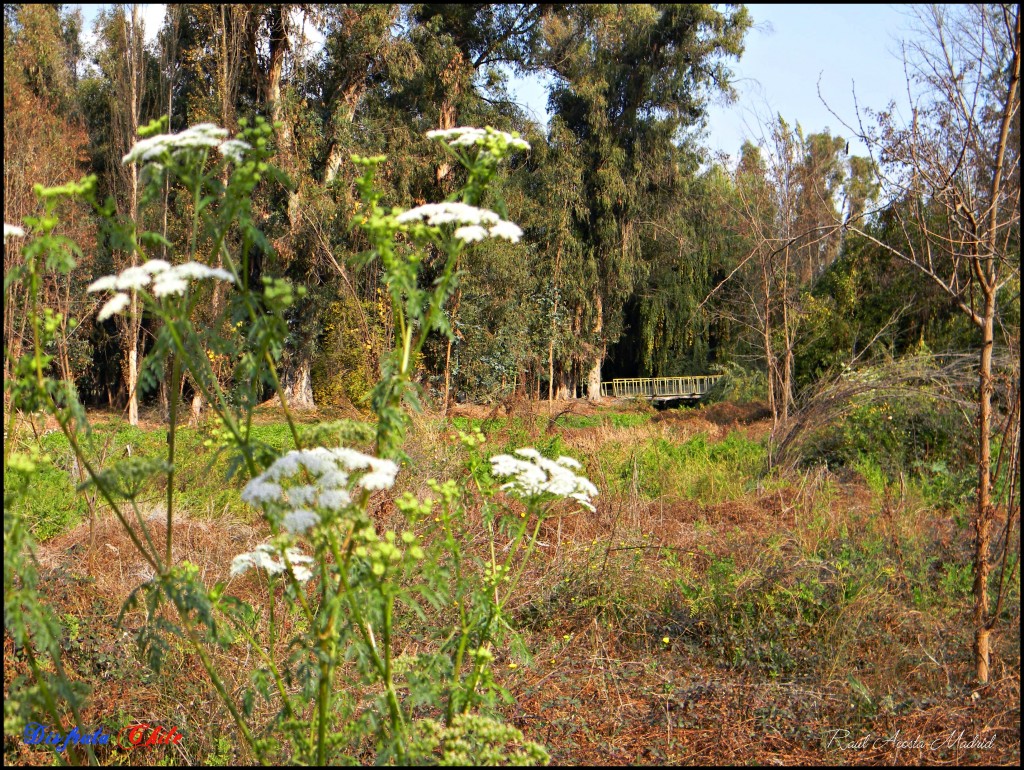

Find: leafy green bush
6;445;85;541
802;395;973;492
704;361;768;405
311;295;380;410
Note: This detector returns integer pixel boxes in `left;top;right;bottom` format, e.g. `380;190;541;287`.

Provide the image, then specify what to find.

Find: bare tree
849;4;1020;683
728;119;852;428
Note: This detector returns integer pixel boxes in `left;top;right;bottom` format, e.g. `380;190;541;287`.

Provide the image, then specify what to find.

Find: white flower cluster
122;123;237;164
426;126;531;152
241;447;399;534
490;448;598;511
4;223;25;242
395;202;523;244
88;260;235;321
218;138;252;164
230;543;314;583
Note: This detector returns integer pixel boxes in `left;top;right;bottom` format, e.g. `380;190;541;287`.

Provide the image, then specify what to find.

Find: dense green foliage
3;4;1020;761
5;4;1015;413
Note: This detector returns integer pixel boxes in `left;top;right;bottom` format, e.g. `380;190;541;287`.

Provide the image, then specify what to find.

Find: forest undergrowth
4;399;1019;766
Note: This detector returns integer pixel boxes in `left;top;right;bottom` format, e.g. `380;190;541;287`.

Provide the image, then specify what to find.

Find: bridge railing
601;375;722;400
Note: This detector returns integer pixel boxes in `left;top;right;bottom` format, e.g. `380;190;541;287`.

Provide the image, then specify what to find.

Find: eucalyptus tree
541;3;750;399
409;4;552;184
95;5;151;425
397;5;553;407
164;4;317;410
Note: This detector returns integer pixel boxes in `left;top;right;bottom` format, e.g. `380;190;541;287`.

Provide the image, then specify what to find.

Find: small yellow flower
508;663;517;669
662;636;670;645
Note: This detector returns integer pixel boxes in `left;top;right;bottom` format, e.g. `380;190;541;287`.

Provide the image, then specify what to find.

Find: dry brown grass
5;404;1019;766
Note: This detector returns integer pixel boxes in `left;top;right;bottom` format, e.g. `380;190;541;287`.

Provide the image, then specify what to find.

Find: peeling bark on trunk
282;356;316;410
586;356;602;402
554;362;574;400
127;323;139;425
587;296;604;402
191;390;203;425
325;143;344;186
435;49;464;186
436;99;457;184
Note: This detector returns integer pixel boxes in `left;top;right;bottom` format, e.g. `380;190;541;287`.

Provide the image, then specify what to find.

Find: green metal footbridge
601;375;722;402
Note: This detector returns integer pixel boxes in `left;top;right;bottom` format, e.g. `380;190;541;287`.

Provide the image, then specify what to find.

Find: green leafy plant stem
166;351;182;565
212;238;302;452
179;608;264;764
220;602;296;721
26;246;162;572
21;628;95;766
326;526;408;760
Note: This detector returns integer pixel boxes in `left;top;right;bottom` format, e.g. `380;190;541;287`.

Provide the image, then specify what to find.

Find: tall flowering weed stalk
5;114;307;762
5;119;584;763
353;126;526;459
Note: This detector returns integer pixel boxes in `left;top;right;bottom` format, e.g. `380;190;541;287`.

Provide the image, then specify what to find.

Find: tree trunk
262;5;299;231
554;362;574;400
782;337;793;425
436;100;458;184
587;296;604;402
325;92;361;185
124;6;142;426
762;286;777;427
435;48;464;185
191;391;203;425
127;321;139;424
325;141;347;186
780;245;795;425
973;291;996;683
442;284;463;415
548;340;555;407
443;338;454;415
282;355;316;410
586;356;602;402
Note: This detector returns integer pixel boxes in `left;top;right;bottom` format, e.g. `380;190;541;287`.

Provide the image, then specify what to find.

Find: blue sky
700;4;916;160
76;4;916;162
506;4;917;162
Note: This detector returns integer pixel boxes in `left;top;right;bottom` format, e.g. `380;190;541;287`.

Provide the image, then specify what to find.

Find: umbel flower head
87;260;236;321
396;202;523;244
230;544;314;583
4;223;25;242
241;447;399;534
122;123;246;164
426;126;531;153
489;449;598;511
